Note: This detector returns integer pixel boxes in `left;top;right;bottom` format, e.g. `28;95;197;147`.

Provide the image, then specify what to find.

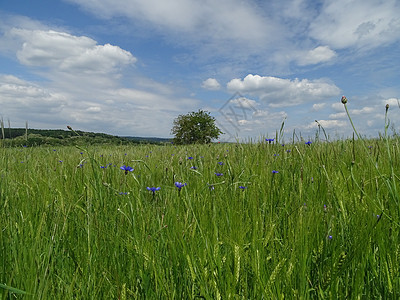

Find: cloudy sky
1;0;399;141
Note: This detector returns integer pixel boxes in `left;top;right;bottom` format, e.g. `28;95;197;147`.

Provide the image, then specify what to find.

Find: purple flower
175;182;187;190
215;172;223;176
120;165;134;174
328;235;333;240
147;187;161;193
218;162;224;165
272;170;279;174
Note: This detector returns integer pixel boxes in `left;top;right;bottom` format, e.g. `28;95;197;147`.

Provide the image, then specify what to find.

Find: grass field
1;126;400;298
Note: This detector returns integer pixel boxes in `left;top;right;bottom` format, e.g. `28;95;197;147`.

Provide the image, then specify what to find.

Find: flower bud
341;96;348;104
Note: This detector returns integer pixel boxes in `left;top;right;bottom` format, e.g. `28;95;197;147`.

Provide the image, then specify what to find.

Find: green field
1;132;399;298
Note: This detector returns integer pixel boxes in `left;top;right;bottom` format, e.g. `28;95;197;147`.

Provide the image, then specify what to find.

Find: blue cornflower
266;138;275;143
272;170;279;174
328;235;333;240
175;182;187;191
215;172;223;176
147;187;161;193
190;166;197;170
188;156;194;160
120;165;134;174
239;186;247;190
218;162;224;165
305;141;312;145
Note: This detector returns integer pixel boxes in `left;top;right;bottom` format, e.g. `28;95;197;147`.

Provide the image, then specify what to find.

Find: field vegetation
1;114;400;298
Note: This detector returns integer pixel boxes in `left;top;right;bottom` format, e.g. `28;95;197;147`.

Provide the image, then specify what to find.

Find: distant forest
0;128;171;146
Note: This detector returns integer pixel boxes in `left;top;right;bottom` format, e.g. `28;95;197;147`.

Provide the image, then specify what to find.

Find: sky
0;0;399;142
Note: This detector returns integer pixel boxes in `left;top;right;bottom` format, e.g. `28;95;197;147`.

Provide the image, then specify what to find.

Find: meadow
1;132;399;298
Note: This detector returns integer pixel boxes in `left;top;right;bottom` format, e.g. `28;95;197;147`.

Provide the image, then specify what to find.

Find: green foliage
171;110;222;144
0;136;399;298
1;128;165;147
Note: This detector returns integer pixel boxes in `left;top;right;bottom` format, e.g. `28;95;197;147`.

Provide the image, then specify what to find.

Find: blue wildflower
272;170;279;174
188;156;194;160
218;162;224;165
175;182;187;191
215;172;223;176
147;187;161;193
120;165;134;174
305;141;312;145
239;186;247;190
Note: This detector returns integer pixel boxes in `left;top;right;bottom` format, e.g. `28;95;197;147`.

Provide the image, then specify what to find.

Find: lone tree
171;110;222;144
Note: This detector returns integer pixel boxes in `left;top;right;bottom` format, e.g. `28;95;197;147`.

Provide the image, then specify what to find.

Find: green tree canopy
171;110;222;144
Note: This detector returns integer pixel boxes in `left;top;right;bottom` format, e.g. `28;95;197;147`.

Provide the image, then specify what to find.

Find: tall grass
1;132;399;298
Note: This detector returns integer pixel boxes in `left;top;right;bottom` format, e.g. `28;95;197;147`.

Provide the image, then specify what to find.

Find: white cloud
383;98;400;108
306;119;347;129
229;97;258;110
227;74;341;107
0;74;67;125
295;46;337;66
202;78;221;90
309;0;400;49
65;0;273;44
328;112;346;119
9;29;136;74
312;103;326;111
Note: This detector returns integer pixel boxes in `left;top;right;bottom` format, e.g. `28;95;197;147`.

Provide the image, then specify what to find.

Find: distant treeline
0;128;171;147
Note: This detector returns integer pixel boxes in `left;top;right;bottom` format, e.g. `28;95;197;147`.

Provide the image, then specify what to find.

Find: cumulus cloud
306;119;347;129
227;74;341;107
295;46;337;66
312;103;327;111
9;29;136;74
202;78;221;90
0;74;67;125
384;98;400;108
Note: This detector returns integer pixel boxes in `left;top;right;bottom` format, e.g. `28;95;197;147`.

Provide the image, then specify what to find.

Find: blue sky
1;0;399;141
